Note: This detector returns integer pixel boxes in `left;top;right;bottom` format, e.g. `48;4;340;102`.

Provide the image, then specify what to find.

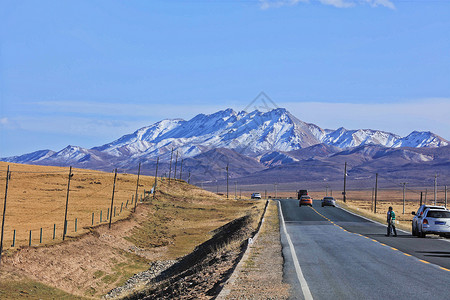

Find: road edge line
278;200;313;300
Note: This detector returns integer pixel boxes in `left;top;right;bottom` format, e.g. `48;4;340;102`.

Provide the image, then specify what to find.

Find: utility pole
235;181;237;199
326;185;329;197
179;159;183;180
174;151;178;180
420;192;423;206
371;187;374;212
63;166;73;241
445;185;447;207
274;183;278;199
434;174;437;205
188;172;191;184
402;182;407;214
226;164;229;199
109;169;117;229
153;157;159;200
343;162;347;203
168;147;174;185
134;163;141;212
374;173;378;213
0;166;11;265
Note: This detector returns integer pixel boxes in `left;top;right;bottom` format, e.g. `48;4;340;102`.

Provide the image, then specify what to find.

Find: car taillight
423;219;428;225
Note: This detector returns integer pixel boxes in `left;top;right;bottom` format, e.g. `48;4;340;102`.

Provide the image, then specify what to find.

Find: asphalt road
279;199;450;300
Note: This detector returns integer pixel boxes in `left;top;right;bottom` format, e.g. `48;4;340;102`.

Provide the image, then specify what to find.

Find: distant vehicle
321;197;336;207
297;190;308;200
299;195;312;207
416;208;450;238
411;205;448;236
251;193;262;199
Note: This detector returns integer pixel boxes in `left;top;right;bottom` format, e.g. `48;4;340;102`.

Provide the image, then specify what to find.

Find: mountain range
1;108;449;188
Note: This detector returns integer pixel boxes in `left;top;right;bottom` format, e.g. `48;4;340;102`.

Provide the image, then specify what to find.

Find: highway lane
279;199;450;300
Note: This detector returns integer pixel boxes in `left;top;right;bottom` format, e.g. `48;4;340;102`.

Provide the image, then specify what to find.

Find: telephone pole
0;166;11;265
226;164;229;199
402;182;408;214
109;169;118;229
374;173;378;213
168;148;174;185
434;174;437;205
134;163;141;212
174;151;178;180
153;157;159;200
63;166;73;241
343;162;347;203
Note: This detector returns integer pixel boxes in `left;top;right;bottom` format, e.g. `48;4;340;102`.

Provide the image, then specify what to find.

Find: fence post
120;202;123;213
100;210;103;222
75;218;77;232
29;230;32;246
11;229;16;247
107;208;109;220
53;224;56;240
40;228;43;243
0;165;11;265
92;213;94;226
114;207;116;217
126;199;129;208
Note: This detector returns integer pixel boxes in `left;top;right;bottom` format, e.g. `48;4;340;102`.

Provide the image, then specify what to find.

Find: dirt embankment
0;175;265;299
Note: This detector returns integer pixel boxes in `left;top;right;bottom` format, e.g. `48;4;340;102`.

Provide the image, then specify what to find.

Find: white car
411;205;448;236
417;208;450;238
251;193;262;199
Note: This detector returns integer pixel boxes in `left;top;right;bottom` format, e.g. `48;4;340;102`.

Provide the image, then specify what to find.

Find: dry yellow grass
0;162;266;298
0;162;156;251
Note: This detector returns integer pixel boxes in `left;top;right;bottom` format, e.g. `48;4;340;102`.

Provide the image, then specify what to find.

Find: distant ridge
1;108;448;186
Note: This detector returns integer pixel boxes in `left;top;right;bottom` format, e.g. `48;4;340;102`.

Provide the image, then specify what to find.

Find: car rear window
324;197;334;200
427;211;450;218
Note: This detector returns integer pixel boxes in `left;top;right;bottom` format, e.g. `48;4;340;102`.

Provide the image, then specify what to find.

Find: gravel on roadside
222;200;291;299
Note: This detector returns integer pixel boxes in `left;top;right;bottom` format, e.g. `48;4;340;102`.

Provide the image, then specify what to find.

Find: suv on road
417;208;450;238
251;193;262;199
411;205;448;236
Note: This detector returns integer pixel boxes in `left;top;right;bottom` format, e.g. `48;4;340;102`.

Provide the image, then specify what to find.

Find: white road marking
278;201;313;300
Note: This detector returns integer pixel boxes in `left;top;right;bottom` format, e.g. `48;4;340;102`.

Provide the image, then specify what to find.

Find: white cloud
260;0;395;9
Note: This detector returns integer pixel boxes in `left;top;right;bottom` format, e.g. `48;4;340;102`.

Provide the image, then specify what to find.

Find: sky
1;0;449;157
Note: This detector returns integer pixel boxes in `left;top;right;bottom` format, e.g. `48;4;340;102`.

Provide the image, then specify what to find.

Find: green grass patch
0;279;87;300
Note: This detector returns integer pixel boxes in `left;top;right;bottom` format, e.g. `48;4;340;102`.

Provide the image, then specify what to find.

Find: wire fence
0;164;157;253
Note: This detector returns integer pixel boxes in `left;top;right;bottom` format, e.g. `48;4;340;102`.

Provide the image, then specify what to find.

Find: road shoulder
221;200;290;299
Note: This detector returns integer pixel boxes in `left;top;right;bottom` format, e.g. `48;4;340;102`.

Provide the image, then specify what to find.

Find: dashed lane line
309;206;444;270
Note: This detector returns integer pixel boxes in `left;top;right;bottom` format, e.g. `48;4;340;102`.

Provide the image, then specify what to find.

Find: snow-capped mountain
393;131;448;148
1;108;448;171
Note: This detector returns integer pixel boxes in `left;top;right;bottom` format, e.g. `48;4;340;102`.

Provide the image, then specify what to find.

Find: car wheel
411;225;416;236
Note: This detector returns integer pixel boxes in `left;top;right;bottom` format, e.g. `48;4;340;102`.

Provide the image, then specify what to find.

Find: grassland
0;162;265;298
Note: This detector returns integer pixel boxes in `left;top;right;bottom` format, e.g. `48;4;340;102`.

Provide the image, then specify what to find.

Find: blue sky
1;0;449;157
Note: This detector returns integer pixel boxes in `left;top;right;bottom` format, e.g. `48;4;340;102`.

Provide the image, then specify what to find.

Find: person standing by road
386;206;397;237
